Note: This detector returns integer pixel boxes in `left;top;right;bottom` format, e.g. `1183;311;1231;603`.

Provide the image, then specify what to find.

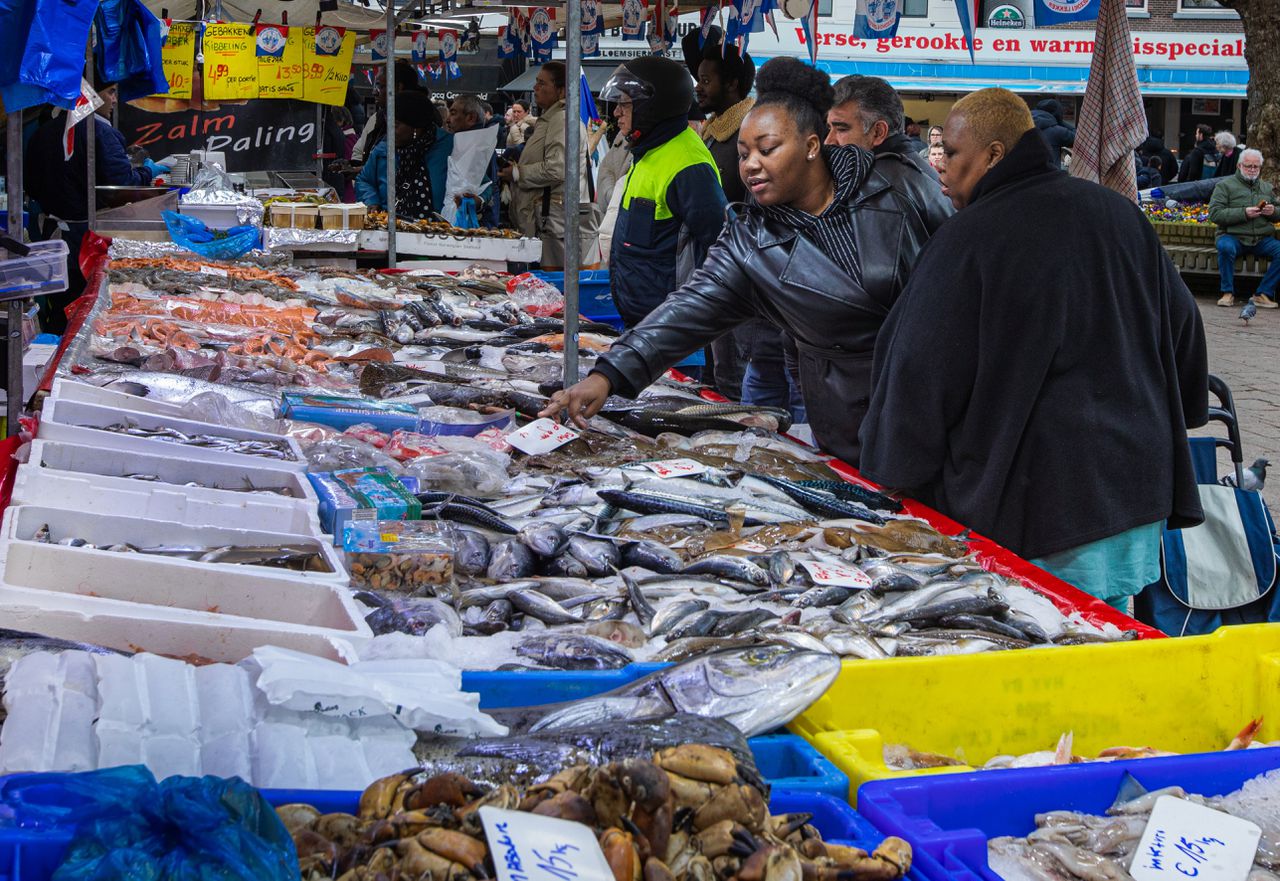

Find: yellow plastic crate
788;624;1280;800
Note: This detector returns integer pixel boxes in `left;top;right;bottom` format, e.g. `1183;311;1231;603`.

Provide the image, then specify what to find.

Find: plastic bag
305;434;406;475
442;125;499;225
7;0;99;110
506;272;565;317
178;391;290;435
402;434;511;495
163;211;261;260
0;765;298;881
95;0;167;102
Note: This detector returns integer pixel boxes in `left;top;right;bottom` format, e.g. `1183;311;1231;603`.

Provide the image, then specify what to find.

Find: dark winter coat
873;132;954;233
860;129;1208;560
1031;99;1075;164
1139;136;1179;185
1177;142;1222;183
592;147;933;466
25;115;152;222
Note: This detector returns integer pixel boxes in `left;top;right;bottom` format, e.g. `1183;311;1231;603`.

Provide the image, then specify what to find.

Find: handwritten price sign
506;418;580;455
481;807;615;881
1132;796;1260;881
302;25;355;106
625;458;710;479
154;21;195;98
257;25;304;98
203;23;258;100
799;559;873;589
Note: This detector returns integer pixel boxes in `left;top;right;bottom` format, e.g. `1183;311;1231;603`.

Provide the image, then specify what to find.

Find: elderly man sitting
1209;147;1280;308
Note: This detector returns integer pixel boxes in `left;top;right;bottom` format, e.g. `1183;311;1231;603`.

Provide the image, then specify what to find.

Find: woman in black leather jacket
541;58;934;466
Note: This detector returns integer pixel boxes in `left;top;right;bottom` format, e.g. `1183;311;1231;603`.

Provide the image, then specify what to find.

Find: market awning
753;57;1248;97
501;62;622;93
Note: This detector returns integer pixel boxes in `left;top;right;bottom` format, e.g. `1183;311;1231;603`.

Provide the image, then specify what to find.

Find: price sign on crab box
481;807;615;881
800;559;873;588
506;418;580;455
1131;797;1260;881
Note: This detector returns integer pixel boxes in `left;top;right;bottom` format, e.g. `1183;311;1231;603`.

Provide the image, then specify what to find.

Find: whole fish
486;539;537;581
711;608;780;636
683;555;772;587
647;598;710;637
513;633;634;670
507;590;584;626
357;591;463;637
518;522;569;557
752;474;885;524
667;609;737;640
491;645;842;738
619;570;657;628
564;535;619;577
597;489;767;526
621;540;683;574
452;529;491;576
424;501;518;534
796;479;904;513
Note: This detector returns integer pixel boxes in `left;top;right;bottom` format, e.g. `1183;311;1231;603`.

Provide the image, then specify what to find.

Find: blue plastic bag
11;0;100;109
96;0;168;102
0;766;299;881
163;211;261;260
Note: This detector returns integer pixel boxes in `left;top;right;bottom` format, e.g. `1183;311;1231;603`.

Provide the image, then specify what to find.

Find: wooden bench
1162;245;1271;278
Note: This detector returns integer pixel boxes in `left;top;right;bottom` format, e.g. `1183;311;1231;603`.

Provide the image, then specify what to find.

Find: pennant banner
258;24;304;98
952;0;981;60
439;28;461;78
528;7;557;61
153;20;195;98
799;0;820;63
412;30;429;62
369;28;391;61
621;0;648;40
202;22;257;100
1033;0;1101;25
498;23;520;58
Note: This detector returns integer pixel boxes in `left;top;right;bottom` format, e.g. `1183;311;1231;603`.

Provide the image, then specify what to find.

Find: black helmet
600;56;695;144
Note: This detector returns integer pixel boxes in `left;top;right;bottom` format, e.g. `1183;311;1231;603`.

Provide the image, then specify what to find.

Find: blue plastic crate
751;734;850;802
460;664;665;709
857;747;1280;881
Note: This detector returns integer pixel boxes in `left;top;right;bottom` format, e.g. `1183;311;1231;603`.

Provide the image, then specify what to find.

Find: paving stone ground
1189;290;1279;515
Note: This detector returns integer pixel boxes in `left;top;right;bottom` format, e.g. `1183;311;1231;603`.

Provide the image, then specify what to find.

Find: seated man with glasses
1208;148;1280;308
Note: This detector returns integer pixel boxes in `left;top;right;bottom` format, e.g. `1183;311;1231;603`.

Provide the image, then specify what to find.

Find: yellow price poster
203;22;258;100
256;24;304;99
302;26;354;106
154;21;196;98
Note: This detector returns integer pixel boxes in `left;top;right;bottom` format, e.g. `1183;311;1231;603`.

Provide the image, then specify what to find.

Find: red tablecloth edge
37;235;112;396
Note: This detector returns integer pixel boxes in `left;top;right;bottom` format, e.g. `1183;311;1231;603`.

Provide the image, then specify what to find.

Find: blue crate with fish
855;746;1280;881
461;664;664;708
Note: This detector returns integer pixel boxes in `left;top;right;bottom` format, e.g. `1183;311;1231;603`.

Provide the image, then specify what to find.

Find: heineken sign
988;5;1026;27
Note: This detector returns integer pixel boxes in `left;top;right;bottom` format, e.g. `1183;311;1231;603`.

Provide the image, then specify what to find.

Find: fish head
660;645;841;737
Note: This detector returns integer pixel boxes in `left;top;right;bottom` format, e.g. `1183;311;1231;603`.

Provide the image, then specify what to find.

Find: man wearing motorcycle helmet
602;57;730;328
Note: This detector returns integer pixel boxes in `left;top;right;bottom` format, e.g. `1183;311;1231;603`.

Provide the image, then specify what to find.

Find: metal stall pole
316;103;325;181
561;0;582;388
384;0;397;268
86;42;96;232
6;114;24;436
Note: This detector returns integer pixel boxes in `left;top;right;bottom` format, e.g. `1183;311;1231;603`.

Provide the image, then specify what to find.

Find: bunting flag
439;28;461;77
699;4;717;45
621;0;648;41
581;0;603;56
1034;0;1101;25
798;0;819;63
369;28;390;61
648;0;677;52
498;24;519;58
314;25;346;56
580;72;600;124
1069;0;1145;200
427;61;443;80
513;8;532;56
415;63;427;79
853;0;902;40
411;29;429;62
528;7;557;61
952;0;981;60
63;79;103;160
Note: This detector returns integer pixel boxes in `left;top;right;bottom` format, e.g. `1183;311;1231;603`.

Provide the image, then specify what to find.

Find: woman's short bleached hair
948;88;1034;150
1215;131;1237;151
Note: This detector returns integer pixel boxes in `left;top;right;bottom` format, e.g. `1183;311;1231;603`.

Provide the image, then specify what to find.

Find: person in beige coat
498;61;601;269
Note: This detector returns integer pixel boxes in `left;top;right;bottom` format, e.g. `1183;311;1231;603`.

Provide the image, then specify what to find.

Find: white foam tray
1;505;349;586
38;398;306;472
0;599;360;664
18;440;322;537
49;377;191;417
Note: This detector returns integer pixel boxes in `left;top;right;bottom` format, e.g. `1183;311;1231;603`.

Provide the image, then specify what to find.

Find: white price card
506;418;580;455
799;559;873;589
198;264;229;277
481;806;615;881
735;541;770;553
631;458;711;479
1131;796;1261;881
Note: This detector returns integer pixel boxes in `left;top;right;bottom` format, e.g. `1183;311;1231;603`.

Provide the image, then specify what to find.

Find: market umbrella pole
385;0;397;268
562;0;583;387
6;116;23;436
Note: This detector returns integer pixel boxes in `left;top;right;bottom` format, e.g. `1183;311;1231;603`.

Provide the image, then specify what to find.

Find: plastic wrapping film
180;163;266;226
262;227;360;251
107;238;291;268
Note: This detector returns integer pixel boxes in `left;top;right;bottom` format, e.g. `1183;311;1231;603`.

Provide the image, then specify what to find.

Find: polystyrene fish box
18;440;322;537
37;398;306;471
48;377;190;417
0;600;360;664
1;505;348;586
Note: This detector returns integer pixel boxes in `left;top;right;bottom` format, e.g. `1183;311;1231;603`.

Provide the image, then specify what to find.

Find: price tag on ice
1131;796;1260;881
799;559;873;589
199;264;229;277
481;806;614;881
506;418;580;455
634;458;710;479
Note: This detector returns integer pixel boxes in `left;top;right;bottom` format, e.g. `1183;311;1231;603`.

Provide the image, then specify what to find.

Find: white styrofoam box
49;377;190;417
2;505;348;585
0;601;360;664
23;344;58;399
38;397;307;471
178;202;242;230
18;440;322;537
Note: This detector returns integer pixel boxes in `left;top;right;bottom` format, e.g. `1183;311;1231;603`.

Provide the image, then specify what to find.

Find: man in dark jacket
1030;98;1075;167
825;75;953;233
861;87;1208;611
1177;124;1221;183
1139;135;1179;184
25;75;154;331
602;57;728;328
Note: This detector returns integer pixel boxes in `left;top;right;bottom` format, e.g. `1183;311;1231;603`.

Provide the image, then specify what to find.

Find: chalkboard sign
120;98;320;172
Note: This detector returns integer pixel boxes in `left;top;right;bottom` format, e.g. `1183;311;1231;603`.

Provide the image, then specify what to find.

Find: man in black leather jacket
824;75;953;234
541;59;934;466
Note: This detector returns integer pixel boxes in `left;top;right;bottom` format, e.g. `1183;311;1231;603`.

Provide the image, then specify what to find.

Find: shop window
1176;0;1238;15
1125;0;1148;12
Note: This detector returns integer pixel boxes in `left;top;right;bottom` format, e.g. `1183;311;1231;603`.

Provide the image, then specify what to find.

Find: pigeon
1220;458;1270;493
1240;300;1258;324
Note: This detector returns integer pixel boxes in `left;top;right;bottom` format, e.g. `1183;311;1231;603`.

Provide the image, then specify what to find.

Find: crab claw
1227;717;1263;750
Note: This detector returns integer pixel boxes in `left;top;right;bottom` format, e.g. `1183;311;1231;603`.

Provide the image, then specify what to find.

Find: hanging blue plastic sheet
0;765;299;881
95;0;168;102
6;0;100;110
